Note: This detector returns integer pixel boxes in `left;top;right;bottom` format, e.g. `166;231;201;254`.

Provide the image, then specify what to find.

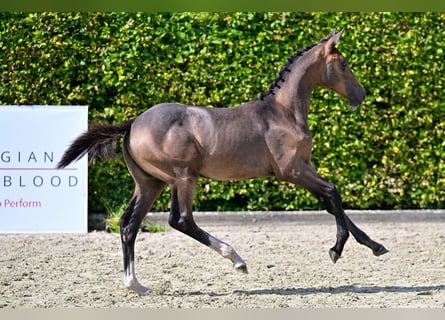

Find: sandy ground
0;213;444;308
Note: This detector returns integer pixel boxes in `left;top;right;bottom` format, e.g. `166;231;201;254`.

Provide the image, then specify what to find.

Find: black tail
57;120;134;169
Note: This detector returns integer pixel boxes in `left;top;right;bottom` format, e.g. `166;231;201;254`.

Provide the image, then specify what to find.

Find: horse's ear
327;28;337;38
332;28;344;44
325;28;344;52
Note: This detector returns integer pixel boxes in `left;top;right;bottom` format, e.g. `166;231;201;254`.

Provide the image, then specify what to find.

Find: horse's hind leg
168;176;247;273
120;178;166;296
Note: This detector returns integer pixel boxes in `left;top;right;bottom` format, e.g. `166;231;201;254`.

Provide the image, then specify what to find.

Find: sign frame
0;105;88;233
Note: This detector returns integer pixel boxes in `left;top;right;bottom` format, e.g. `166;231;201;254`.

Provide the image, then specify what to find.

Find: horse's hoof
137;287;152;296
329;248;341;264
373;245;389;257
234;262;248;274
125;282;151;296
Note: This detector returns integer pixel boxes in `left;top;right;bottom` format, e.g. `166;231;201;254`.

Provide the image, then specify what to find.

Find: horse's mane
258;36;329;101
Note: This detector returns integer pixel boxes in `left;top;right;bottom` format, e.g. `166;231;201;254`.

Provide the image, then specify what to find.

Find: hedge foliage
1;12;445;212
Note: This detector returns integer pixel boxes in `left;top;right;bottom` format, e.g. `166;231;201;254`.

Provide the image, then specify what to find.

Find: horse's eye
340;60;348;70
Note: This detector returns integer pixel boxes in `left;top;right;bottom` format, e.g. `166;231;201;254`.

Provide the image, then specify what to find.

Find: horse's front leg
287;161;388;262
168;178;248;273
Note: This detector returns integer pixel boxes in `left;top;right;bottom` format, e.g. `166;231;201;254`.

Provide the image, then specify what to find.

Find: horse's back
127;102;274;181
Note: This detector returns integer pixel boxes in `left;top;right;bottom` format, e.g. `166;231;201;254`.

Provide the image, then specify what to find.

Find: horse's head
318;29;366;108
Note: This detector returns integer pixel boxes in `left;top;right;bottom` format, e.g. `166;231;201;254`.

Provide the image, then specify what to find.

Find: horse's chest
265;128;312;169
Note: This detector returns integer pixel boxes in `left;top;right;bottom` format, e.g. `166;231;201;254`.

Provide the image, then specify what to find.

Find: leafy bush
1;12;444;213
104;202;167;233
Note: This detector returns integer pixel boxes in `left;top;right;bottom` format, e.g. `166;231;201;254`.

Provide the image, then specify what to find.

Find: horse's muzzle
348;85;366;108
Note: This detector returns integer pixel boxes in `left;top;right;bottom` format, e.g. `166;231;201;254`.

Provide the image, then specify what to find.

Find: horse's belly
200;158;271;181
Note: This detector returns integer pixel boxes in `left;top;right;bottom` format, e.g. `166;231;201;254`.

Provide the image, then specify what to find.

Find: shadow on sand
174;284;445;297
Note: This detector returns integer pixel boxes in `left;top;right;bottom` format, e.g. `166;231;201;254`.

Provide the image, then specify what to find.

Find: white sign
0;106;88;233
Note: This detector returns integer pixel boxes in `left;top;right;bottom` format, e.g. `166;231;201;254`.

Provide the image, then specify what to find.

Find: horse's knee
318;185;343;214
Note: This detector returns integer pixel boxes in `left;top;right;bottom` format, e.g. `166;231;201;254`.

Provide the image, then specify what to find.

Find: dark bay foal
58;29;388;295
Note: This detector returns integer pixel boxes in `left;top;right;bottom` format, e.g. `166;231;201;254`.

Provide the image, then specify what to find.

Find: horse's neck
256;47;322;124
274;64;317;123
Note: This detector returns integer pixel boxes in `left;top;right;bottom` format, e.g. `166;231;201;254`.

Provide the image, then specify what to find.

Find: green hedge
1;12;444;212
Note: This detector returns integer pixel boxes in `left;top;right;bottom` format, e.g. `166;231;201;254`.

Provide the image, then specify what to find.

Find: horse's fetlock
220;244;235;258
338;228;350;240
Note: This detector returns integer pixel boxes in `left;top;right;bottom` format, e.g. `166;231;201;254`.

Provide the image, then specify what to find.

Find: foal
58;29;388;295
